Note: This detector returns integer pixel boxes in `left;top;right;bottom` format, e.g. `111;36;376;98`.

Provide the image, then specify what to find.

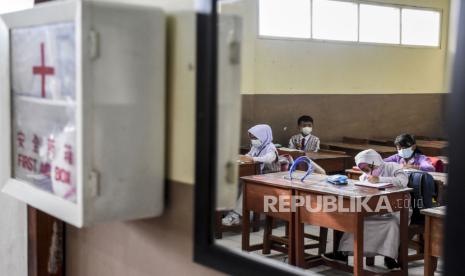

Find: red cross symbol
32;43;55;98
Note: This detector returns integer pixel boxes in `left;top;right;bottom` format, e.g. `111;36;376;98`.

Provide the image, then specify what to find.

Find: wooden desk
241;173;297;264
369;137;395;147
422;206;445;276
293;173;411;275
241;172;411;274
346;169;448;205
278;148;352;174
322;142;397;163
306;150;352;174
416;140;448;156
239;161;260;177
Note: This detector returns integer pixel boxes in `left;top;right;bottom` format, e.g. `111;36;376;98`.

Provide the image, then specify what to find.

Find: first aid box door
0;0;166;227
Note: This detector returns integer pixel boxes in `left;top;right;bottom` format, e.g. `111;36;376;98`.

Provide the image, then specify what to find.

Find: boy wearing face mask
384;134;435;172
288;115;320;152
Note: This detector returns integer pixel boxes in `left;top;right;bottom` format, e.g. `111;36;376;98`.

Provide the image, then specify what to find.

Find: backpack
407;171;437;224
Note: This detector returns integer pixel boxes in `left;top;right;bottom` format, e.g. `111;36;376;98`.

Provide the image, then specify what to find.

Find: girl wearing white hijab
223;124;280;226
239;124;280;174
323;149;408;270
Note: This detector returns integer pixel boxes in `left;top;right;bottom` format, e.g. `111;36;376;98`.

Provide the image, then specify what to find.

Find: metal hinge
88;170;100;197
228;28;240;65
225;161;238;185
88;29;100;60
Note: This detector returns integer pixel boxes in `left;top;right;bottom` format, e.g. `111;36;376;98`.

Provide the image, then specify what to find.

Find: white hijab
355;149;384;167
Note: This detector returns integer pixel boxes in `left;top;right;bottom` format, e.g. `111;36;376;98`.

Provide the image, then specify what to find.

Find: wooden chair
262;216;328;266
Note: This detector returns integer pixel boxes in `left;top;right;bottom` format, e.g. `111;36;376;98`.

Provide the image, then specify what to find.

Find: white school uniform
338;149;408;259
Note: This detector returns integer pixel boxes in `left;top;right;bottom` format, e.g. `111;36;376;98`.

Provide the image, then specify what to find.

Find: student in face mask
324;149;409;270
240;124;280;174
288;115;320;152
384;134;435;172
223;124;280;226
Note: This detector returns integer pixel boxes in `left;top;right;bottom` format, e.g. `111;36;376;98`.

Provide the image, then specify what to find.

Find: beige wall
222;0;451;94
92;0;196;186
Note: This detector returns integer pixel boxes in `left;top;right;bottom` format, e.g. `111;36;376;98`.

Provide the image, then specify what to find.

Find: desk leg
318;227;328;255
333;230;343;253
296;220;305;268
424;216;433;276
288;212;296;265
241;185;250;251
262;216;272;254
353;214;364;276
399;206;409;276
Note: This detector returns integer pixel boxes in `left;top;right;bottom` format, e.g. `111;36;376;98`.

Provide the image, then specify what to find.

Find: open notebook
353;181;393;189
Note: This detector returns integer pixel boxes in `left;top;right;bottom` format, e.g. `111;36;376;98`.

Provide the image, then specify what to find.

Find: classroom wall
222;0;451;94
219;0;452;146
241;93;446;146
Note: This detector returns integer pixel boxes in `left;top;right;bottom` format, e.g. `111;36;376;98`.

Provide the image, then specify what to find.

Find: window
258;0;442;48
401;8;441;47
0;0;33;14
359;4;400;44
258;0;311;39
312;0;358;42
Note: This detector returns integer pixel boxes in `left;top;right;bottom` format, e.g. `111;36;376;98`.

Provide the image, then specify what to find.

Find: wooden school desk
415;140;448;156
240;172;411;274
421;206;445;276
278;148;352;174
346;169;448;205
241;173;297;265
321;142;397;161
293;173;411;276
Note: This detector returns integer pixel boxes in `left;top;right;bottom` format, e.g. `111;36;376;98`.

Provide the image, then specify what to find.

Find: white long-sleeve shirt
360;162;408;187
247;151;276;164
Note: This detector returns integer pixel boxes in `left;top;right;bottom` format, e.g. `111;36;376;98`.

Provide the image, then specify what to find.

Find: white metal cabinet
0;0;166;227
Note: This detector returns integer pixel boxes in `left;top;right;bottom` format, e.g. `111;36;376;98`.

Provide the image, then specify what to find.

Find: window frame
256;0;443;49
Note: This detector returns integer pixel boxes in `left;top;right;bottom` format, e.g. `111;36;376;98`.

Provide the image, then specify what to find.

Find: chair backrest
279;154;294;171
407;171;437;224
428;156;445;172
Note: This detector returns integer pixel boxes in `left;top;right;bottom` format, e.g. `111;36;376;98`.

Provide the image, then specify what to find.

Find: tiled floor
216;224;443;275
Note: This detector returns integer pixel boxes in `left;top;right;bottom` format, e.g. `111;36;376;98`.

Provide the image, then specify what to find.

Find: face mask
301;127;312;136
398;147;414;159
251;139;262;148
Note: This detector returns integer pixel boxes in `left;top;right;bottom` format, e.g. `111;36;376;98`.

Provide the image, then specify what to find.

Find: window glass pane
312;0;358;42
258;0;311;39
401;8;441;46
359;4;400;44
0;0;33;14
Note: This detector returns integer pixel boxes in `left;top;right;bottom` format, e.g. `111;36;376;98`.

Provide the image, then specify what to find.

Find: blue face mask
398;147;414;159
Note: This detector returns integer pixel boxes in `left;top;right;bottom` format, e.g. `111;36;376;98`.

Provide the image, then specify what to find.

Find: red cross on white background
32;43;55;98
